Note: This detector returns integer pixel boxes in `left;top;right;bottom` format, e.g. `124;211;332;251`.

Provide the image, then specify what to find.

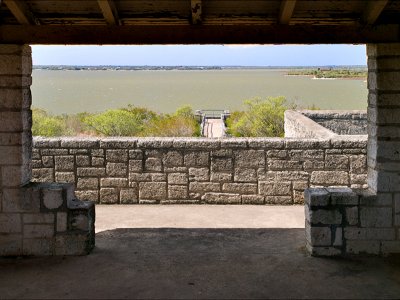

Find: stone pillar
0;45;95;256
0;45;32;255
304;44;400;256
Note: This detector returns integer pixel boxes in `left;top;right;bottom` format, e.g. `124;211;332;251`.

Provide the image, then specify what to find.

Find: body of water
32;69;368;114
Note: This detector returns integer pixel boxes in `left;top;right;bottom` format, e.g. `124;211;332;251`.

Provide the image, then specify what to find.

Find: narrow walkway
1;205;400;299
204;118;225;138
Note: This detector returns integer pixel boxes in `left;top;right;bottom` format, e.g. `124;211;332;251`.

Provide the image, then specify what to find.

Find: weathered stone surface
77;167;105;177
42;187;64;210
0;213;22;233
54;156;74;171
222;183;257;194
189;168;209;182
55;172;75;183
310;171;349;186
139;182;167;200
306;226;331;246
325;155;349;170
100;188;119;204
360;207;392;228
163;151;183;167
32;168;54;182
202;193;241;204
344;228;395;240
345;207;359;225
211;158;232;171
24;224;54;238
210;172;232;182
120;188;138;204
106;163;127;177
265;196;292;204
234;168;257;182
259;181;291;196
91;157;104;166
100;178;128;188
106;149;128;162
144;158;162;172
307;209;342;225
189;182;220;193
184;151;209;166
75;190;99;202
234;150;265;168
168;173;188;185
76;155;90;167
168;185;188;200
77;178;98;190
242;194;264;204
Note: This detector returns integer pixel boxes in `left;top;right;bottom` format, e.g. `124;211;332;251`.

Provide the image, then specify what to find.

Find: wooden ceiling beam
279;0;297;25
191;0;202;25
1;24;399;44
97;0;120;26
363;0;389;25
3;0;38;25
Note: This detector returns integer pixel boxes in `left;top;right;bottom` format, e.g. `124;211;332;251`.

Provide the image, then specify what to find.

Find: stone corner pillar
0;44;95;256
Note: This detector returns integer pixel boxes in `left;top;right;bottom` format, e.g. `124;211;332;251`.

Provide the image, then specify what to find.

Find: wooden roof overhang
0;0;400;44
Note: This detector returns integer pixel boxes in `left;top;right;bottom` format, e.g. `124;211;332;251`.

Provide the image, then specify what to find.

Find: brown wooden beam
3;0;38;25
363;0;389;25
0;24;399;45
279;0;297;25
191;0;202;25
97;0;120;26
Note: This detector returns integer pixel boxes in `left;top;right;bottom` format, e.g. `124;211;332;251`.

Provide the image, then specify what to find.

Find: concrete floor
1;205;400;299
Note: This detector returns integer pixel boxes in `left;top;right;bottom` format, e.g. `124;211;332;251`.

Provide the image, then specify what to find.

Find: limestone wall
32;137;367;205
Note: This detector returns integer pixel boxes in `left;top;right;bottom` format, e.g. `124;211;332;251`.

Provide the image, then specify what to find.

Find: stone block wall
302;110;367;135
32;136;368;204
305;187;400;256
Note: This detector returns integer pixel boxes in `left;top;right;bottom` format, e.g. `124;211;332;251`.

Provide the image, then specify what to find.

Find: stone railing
32;136;367;204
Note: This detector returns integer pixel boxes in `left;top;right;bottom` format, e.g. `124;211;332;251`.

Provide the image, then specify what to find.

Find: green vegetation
32;105;200;137
226;96;297;137
287;68;367;79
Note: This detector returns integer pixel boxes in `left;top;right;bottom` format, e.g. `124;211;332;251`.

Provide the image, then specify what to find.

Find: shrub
32;108;67;136
227;96;297;137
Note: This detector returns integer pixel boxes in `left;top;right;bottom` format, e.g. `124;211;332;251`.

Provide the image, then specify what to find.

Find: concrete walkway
1;205;400;299
204;119;225;138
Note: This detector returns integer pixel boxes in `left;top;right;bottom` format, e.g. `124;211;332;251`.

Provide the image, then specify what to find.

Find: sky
32;44;367;67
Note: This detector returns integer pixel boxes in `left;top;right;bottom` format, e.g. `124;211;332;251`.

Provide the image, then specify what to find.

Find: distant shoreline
33;65;367;71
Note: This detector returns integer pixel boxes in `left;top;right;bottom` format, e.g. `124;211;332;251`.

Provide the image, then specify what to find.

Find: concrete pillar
0;45;95;256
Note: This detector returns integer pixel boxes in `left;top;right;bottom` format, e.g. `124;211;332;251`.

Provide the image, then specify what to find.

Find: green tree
32;108;66;136
227;96;297;137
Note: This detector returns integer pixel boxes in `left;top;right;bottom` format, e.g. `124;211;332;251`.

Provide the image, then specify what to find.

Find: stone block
304;160;325;171
189;167;209;181
344;228;395;240
333;227;343;247
189;182;220;193
267;150;287;159
202;193;241;204
70;214;89;231
129;150;143;160
0;213;22;233
99;138;136;149
292;181;308;190
168;185;188;200
42;187;64;210
222;183;257;194
0;234;22;256
350;155;367;174
285;139;330;149
168;173;188;185
100;178;128;188
120;188;138;204
242;194;264;204
306;244;341;257
184;151;209;167
306;226;331;246
293;190;305;204
212;149;232;157
289;149;324;161
145;158;162;172
24;224;54;238
55;172;75;183
22;238;53;256
129;173;152;182
220;139;247;148
268;160;303;171
325;155;349;170
151;173;167;182
210;172;232;182
234;168;257;182
2;187;40;213
328;188;359;205
75;190;99;203
129;160;143;172
106;163;127;177
381;241;400;254
163;151;183;167
57;212;67;232
139;182;167;200
265;196;292;204
91;149;104;157
60;138;98;149
55;234;93;256
346;240;380;255
106;149;128;162
350;174;367;185
259;181;291;196
211;158;233;171
345;207;359;225
307;209;342;225
92;157;104;167
360;207;392;228
310;171;349;186
55;156;74;171
234;150;265;168
77;167;105;177
2;165;31;187
248;138;284;149
76;155;90;167
304;188;330;206
77;178;98;190
100;188;119;204
23;213;54;224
